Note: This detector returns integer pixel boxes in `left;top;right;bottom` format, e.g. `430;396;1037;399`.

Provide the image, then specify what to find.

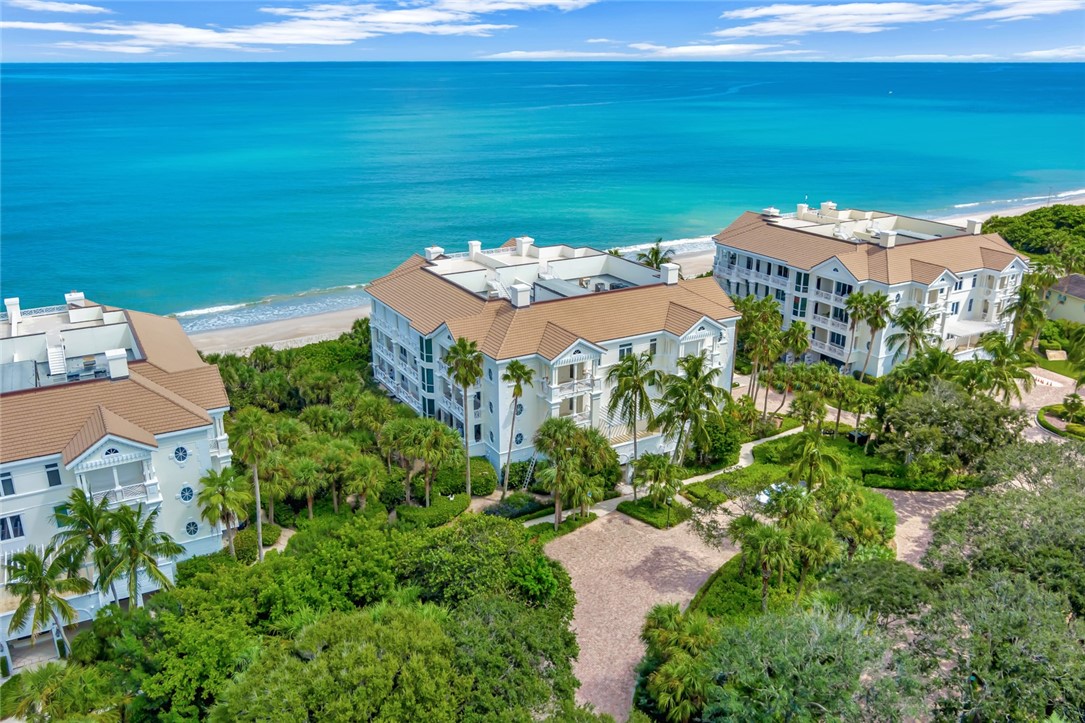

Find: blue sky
2;0;1083;62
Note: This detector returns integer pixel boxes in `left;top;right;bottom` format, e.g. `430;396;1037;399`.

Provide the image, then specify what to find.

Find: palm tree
101;504;182;608
50;489;120;604
260;449;294;525
858;291;891;382
887;305;939;362
790;519;841;602
746;321;783;404
607;350;662;484
727;514;759;575
979;331;1035;403
562;467;599;519
444;337;484;497
500;360;535;500
5;545;91;653
745;523;792;612
228;406;278;561
381;417;421;505
843;290;870;371
416;419;463;507
9;661;127;723
345;453;385;511
317;438;357;513
637;453;681;525
952;358;995;396
354;393;396;461
1004;282;1047;348
789;431;844;490
636;238;673;270
534;416;580;531
788;390;825;430
197;467;252;558
290;457;325;519
654;352;727;465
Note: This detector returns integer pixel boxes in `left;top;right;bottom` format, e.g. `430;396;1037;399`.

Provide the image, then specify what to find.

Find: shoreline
188;197;1083;355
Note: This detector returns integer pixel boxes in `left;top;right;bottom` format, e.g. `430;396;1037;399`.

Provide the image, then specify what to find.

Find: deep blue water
2;62;1084;331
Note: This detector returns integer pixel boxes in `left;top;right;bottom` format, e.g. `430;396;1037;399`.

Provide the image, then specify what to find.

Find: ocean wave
174;302;251;317
949;188;1085;211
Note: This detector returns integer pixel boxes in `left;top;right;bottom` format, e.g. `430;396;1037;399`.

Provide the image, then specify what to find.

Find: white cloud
968;0;1085;21
859;52;996;60
7;0;111;13
484;49;634;58
1016;44;1085;59
629;42;777;58
585;37;617;43
0;0;592;53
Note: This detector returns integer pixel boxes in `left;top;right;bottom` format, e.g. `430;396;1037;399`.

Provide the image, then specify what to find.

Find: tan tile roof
0;307;228;464
61;405;158;465
714;212;1026;285
367;258;739;361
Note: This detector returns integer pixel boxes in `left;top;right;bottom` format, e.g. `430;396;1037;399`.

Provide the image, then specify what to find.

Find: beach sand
188;199;1083;355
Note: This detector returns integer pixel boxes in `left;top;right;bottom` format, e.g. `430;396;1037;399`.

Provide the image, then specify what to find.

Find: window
755;259;762;273
474;424;482;443
104;448;119;457
423;368;434;394
774;289;787;303
487;368;493;381
834;281;854;298
488;401;494;414
776;266;789;279
45;463;62;488
967;299;974;313
649;338;657;356
791;297;808;318
745;256;753;270
419;337;433;363
179;486;194;503
618;343;632;360
515;432;524;445
1;472;13;497
54;504;69;520
951;301;960;314
727;252;737;267
953;279;963;291
173;446;189;463
516;403;524;416
1;515;24;540
971;275;977;288
489;431;495;443
185;521;199;537
829;331;847;348
793;272;810;294
831;307;849;324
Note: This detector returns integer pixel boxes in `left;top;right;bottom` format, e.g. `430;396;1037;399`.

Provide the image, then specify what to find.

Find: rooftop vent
64;291;86;307
104;348;129;380
965;219;982;235
424;246;445;261
761;206;781;218
660;262;680;285
4;298;21;336
820;201;837;213
510;283;532;308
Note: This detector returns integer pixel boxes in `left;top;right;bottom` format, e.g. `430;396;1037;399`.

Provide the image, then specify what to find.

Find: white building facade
0;293;232;670
713;202;1029;377
367;238;740;474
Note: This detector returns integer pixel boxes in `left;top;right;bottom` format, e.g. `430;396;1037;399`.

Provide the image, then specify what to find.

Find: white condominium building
367;237;740;472
713;202;1029;377
0;293;232;669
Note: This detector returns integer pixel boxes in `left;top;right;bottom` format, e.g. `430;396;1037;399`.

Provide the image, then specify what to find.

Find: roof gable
62;405;158;466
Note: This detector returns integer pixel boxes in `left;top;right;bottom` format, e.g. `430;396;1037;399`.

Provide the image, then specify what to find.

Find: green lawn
528;513;598;545
1035;356;1083;381
616;497;693;529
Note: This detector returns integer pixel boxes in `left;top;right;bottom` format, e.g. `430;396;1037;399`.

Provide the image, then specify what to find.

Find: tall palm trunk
833;391;845;435
331;483;338;514
631;397;640;500
462;382;472;497
773;382;791;416
268;496;275;526
226;512;237;558
859;328;879;383
760;561;771;613
251;464;265;563
553;494;563;531
761;377;772;420
405;469;414;506
795;563;810;603
52;613;70;656
306;494;314;520
501;395;520;501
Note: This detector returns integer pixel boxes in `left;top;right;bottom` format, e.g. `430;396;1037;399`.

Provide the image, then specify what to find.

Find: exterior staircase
45;330;66;377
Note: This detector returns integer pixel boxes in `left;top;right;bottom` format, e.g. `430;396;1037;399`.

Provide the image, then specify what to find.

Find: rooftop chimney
510;283;532;308
4;298;21;336
879;230;898;249
64;291;85;307
761;206;780;218
965;219;982;235
468;240;482;259
796;203;809;217
424;246;444;261
660;262;680;285
820;201;837;213
104;349;129;380
514;236;534;255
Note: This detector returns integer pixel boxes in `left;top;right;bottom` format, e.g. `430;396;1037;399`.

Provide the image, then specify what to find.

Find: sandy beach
188;198;1082;356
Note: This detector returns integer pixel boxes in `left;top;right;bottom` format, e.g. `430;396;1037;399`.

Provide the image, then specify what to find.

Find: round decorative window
185;521;199;536
488;401;494;414
515;432;524;445
179;486;194;503
104;448;119;457
516;403;524;416
173;446;189;463
488;431;495;443
487;368;493;380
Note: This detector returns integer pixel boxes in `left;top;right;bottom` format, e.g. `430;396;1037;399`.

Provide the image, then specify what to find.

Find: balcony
560;411;592;428
809;338;849;360
539;376;598;403
810;314;850;334
813;289;849;306
90;480;160;507
209;435;230;457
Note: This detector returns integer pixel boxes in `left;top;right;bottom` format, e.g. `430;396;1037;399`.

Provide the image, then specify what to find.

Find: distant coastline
187;194;1085;355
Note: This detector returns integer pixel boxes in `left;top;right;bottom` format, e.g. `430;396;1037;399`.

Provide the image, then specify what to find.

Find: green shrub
504;460;536;491
1066;423;1085;440
378;466;407;508
856;489;896;544
433;457;499;497
681;482;728;506
616;498;693;529
529;513;598;546
689;556;793;622
484;491;548;519
707;463;790;496
518;504;557;521
235;523;282;564
862;473;971;492
694;417;744;468
396;493;470;529
175;550;238;585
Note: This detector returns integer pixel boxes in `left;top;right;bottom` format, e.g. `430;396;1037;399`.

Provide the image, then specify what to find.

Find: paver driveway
544;513;737;720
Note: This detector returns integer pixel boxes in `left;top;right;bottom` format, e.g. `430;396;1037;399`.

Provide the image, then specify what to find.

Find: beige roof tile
61;405;158;465
367;258;739;361
714;212;1026;285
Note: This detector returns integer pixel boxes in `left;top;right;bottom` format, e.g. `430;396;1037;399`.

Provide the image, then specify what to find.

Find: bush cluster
681;481;728;506
432;457;498;497
234;523;282;564
528;513;598;546
617;497;693;529
484;491;548;519
396;493;469;529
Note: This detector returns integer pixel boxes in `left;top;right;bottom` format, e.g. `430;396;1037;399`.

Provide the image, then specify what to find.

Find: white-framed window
185;521;199;537
515;432;524;445
1;472;13;497
618;343;632;360
104;448;120;457
516;403;524;416
179;486;194;503
791;297;807;318
967;299;974;312
0;515;25;540
488;401;494;414
774;289;787;303
829;331;847;348
45;463;62;488
951;301;960;314
953;279;963;291
971;275;977;288
793;272;810;294
173;446;189;464
488;430;495;443
649;338;657;356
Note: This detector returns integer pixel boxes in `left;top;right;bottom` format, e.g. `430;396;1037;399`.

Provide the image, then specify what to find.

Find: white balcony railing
561;411;592;427
539;376;597;402
91;482;149;506
809;338;849;359
811;314;850;334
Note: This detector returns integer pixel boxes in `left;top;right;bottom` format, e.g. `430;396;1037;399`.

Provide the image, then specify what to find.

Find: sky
1;0;1084;62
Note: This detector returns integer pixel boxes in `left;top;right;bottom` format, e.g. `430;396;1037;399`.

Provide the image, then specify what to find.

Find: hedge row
1038;406;1085;441
235;523;283;564
616;498;693;530
528;513;598;546
681;482;728;506
396;493;469;529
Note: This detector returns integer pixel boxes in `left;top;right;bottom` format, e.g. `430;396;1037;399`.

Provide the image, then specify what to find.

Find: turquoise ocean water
2;62;1083;332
